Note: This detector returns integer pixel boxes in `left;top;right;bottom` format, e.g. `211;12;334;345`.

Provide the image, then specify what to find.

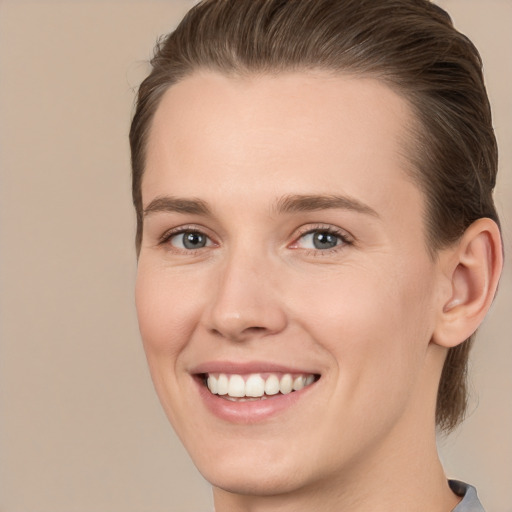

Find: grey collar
450;480;485;512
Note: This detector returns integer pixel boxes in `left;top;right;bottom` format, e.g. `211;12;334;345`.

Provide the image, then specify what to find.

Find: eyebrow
143;196;211;217
143;193;379;219
273;194;379;217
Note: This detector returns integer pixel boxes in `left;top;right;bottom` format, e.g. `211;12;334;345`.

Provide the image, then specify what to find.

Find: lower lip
195;377;317;424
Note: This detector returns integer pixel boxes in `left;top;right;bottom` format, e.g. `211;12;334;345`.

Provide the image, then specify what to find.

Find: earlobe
433;218;503;348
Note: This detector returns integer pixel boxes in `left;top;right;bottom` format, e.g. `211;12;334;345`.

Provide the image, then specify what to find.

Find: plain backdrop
0;1;510;511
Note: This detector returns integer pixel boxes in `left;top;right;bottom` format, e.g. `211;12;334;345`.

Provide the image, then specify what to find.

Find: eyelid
159;224;217;248
289;224;354;250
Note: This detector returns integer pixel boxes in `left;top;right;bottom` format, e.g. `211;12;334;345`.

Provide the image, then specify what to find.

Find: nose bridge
205;240;286;340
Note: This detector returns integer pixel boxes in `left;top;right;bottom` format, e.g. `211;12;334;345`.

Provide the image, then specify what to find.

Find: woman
130;1;503;510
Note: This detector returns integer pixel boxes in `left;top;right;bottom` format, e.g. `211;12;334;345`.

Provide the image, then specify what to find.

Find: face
136;72;445;497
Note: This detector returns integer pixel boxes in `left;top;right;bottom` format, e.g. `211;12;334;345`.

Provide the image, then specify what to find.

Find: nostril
245;326;267;333
210;325;269;340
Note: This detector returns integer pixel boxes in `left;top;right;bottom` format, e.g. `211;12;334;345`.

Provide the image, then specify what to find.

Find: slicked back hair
130;0;500;432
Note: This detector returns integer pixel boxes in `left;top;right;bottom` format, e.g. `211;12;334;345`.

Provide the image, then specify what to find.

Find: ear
432;218;503;348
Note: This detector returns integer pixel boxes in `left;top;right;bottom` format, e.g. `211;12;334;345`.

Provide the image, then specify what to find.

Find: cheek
135;263;204;360
295;263;437;452
292;260;436;388
134;263;210;432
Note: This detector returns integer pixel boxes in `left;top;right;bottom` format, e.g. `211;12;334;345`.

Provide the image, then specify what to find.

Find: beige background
0;1;510;511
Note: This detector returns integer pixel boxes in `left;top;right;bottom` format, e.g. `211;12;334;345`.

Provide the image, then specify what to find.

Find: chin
186;435;329;499
202;461;310;497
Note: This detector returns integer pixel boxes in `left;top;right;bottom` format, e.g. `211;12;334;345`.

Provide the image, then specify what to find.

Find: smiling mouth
200;372;320;401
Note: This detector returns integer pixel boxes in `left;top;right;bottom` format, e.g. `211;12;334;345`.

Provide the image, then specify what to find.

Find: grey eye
298;231;342;250
171;231;209;249
311;231;339;249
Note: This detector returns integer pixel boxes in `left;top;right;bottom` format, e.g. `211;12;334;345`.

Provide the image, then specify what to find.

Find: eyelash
158;224;353;254
159;225;215;251
291;224;353;255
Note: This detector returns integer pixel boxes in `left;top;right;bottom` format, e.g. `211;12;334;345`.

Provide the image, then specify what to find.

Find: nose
202;247;288;342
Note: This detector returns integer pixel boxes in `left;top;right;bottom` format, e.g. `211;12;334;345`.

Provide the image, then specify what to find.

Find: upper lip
190;360;319;376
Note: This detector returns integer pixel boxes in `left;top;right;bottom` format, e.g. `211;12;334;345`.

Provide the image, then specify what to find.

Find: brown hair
129;0;500;432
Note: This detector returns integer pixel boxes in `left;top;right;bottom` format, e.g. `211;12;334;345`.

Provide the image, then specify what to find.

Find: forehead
144;71;422;220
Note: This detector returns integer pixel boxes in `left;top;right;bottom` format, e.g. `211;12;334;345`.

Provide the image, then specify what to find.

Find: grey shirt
450;480;485;512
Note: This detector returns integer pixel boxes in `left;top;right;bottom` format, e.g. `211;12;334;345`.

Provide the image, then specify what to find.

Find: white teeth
293;376;305;391
227;374;245;397
205;372;317;398
245;374;265;397
217;374;229;395
279;374;293;394
264;374;280;395
207;375;218;394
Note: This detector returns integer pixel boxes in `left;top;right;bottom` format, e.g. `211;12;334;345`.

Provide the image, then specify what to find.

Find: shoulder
449;480;485;512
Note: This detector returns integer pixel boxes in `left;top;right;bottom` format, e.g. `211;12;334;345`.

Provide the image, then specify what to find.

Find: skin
136;71;500;511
